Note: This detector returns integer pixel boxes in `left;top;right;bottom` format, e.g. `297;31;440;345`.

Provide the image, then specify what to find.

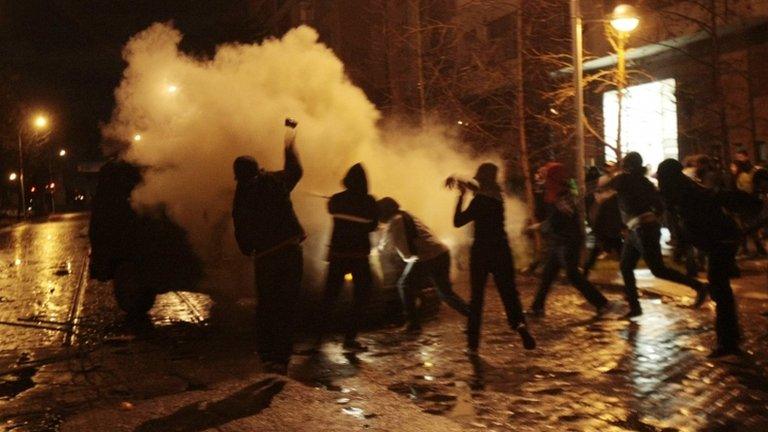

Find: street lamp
59;149;67;157
608;4;640;159
133;133;142;142
9;173;17;182
18;113;51;218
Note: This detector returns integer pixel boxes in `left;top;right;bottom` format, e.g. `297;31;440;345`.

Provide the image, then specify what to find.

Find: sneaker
693;285;709;308
342;340;368;353
707;346;743;359
515;324;536;350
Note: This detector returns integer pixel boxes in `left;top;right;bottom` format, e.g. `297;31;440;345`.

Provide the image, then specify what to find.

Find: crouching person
232;126;305;375
377;197;469;333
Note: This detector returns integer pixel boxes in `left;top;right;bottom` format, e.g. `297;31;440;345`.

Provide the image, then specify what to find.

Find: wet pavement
0;215;767;431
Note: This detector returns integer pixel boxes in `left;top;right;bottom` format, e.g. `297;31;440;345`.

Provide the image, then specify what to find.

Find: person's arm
282;137;303;191
389;215;416;261
453;192;476;228
366;196;379;233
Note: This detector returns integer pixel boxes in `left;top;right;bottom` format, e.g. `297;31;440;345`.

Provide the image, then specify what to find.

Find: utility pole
570;0;587;235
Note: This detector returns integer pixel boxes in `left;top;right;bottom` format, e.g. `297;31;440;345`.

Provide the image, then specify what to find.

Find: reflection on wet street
0;214;767;431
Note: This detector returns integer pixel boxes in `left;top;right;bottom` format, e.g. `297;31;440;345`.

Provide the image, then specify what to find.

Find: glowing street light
166;84;179;94
610;4;640;33
133;133;143;142
59;149;67;157
33;115;49;129
9;173;17;181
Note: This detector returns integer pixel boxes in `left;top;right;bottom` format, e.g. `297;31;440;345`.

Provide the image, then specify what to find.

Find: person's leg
707;244;741;356
345;257;373;347
254;253;287;367
397;260;420;327
582;241;601;280
467;248;489;352
427;252;469;316
531;245;562;313
491;244;535;349
321;259;347;336
637;224;706;298
619;232;643;315
563;240;608;309
271;245;303;367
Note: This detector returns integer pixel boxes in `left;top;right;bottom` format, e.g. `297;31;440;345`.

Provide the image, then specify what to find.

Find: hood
473;162;503;201
657;158;685;203
622;152;646;176
343;163;369;194
543;162;568;204
233;156;259;182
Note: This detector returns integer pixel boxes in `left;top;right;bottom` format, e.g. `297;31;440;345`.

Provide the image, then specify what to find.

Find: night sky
0;0;274;169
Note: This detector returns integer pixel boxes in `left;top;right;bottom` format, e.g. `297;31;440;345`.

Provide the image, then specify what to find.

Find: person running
376;197;469;333
450;162;536;353
602;152;707;318
657;159;742;358
322;163;378;352
232;123;305;374
527;162;609;317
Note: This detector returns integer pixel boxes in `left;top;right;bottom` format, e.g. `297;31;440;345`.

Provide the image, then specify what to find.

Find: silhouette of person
322;163;378;352
452;163;536;353
602;152;707;318
376;197;469;332
527;162;609;317
232;128;304;374
657;159;742;358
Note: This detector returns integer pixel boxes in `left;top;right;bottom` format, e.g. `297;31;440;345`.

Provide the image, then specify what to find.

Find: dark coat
232;145;305;256
454;194;508;245
607;172;664;223
327;164;378;258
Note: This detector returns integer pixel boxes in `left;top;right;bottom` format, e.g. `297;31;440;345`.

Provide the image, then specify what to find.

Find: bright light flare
166;84;179;94
33;115;49;129
344;273;353;282
610;4;639;33
8;173;17;181
133;134;143;142
59;149;67;157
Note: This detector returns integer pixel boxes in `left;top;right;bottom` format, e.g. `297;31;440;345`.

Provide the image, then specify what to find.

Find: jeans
620;223;703;310
583;236;623;279
532;239;608;311
398;251;469;325
323;257;373;342
254;244;303;364
467;242;526;350
706;242;741;349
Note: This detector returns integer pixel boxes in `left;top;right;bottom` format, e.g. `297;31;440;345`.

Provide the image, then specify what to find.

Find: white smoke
103;23;529;296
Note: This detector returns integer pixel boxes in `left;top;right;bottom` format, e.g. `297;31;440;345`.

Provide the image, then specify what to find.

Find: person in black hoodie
528;162;609;317
603;152;707;318
657;158;742;357
232;130;305;374
451;162;536;353
323;163;378;352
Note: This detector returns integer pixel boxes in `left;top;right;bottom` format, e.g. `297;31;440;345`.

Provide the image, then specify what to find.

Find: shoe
707;346;743;358
515;324;536;350
342;340;368;353
693;285;709;308
262;361;289;375
623;307;642;319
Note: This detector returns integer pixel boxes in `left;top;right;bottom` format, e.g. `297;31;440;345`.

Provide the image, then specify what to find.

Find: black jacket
454;194;508;245
607;172;664;223
232;145;305;256
541;193;582;244
327;164;378;258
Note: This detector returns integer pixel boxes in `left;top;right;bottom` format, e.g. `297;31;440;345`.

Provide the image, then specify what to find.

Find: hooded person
527;163;609;317
321;163;379;352
453;162;536;353
602;152;707;317
231;128;305;374
376;197;469;332
657;158;742;357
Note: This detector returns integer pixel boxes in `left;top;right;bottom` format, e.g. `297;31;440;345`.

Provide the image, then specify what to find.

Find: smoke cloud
103;23;528;296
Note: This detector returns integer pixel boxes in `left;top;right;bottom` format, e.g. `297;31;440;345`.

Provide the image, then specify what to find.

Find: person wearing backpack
232;121;305;375
376;197;469;333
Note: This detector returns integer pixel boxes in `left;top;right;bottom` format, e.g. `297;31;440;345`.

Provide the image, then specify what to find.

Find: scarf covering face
473;162;503;201
543;162;568;204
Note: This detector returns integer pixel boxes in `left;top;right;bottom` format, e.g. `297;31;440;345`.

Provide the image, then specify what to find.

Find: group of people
232;123;748;374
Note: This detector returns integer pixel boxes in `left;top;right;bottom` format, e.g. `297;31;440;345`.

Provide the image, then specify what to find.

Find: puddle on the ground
0;367;36;400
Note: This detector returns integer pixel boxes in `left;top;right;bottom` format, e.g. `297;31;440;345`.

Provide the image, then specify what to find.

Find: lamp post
609;4;639;159
570;0;587;235
17;114;50;218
